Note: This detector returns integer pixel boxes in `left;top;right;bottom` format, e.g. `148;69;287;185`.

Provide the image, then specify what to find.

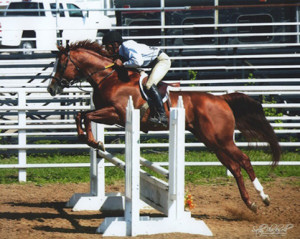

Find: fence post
18;89;27;182
297;6;300;43
124;96;140;236
90;93;105;198
168;96;185;219
160;0;165;46
90;122;105;198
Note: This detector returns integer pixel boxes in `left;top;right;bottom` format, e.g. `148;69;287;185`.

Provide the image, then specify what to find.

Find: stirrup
149;115;168;127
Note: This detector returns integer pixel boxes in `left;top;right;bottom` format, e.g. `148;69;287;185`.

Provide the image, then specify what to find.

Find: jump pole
97;96;213;237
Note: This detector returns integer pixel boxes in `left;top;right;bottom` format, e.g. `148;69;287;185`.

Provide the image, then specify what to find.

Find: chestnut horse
47;41;281;213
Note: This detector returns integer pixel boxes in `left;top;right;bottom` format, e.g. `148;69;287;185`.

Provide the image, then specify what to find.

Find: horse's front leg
76;112;86;142
82;107;120;151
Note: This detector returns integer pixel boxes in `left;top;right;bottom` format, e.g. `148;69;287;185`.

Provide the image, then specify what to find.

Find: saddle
138;72;180;103
138;72;180;123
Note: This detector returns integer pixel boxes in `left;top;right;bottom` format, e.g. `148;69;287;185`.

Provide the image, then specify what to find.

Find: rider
102;30;171;127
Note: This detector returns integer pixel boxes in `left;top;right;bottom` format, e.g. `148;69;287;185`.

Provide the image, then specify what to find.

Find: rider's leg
145;52;171;89
145;52;171;126
145;85;168;127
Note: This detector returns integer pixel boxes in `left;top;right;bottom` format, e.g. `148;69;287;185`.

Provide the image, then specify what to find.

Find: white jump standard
97;96;212;237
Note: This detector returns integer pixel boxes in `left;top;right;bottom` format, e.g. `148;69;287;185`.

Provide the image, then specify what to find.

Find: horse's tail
222;92;281;166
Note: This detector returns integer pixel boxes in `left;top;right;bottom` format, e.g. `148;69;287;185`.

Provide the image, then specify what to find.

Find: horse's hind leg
223;144;270;207
216;150;258;213
235;149;270;206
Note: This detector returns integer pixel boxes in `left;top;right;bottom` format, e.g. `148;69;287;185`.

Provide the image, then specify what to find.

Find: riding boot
145;85;168;127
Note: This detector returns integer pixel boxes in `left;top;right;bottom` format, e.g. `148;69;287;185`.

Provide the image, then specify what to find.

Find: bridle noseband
52;50;115;88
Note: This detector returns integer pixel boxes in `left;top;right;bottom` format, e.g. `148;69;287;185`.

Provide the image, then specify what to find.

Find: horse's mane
57;40;111;58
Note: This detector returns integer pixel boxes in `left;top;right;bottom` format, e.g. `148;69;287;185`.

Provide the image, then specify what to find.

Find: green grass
0;150;299;185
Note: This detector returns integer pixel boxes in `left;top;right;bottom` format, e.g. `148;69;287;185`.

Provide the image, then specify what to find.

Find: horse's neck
83;49;113;69
77;49;141;89
79;50;114;86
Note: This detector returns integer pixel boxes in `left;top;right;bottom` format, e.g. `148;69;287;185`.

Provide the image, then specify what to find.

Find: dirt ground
0;177;299;239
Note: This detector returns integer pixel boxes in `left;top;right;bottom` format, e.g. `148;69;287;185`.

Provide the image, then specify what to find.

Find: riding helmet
102;31;123;45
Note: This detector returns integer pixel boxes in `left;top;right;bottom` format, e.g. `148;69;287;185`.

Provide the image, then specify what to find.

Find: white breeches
145;52;171;90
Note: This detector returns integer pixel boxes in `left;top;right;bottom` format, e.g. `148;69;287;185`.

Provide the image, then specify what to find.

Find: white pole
90;123;105;197
297;6;300;43
18;89;27;182
214;0;219;30
90;93;105;197
125;96;140;236
168;96;185;219
160;0;165;46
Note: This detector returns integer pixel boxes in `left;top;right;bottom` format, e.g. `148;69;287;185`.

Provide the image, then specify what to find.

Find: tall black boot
145;85;168;127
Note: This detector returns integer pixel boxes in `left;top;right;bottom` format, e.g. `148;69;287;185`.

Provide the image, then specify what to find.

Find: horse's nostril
48;87;55;96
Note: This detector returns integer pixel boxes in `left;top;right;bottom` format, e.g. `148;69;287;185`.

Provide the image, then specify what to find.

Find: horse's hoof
249;202;258;213
263;195;270;206
97;141;105;151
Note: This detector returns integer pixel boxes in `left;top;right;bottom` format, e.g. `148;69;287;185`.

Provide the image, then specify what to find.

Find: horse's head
47;44;80;96
47;40;112;96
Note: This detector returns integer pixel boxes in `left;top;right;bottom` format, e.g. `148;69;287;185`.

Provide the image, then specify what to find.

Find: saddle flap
158;81;180;98
139;72;180;101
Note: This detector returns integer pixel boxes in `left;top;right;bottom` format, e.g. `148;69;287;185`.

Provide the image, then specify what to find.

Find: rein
53;51;115;89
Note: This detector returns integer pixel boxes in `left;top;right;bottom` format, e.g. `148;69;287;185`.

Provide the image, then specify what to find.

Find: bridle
52;50;115;88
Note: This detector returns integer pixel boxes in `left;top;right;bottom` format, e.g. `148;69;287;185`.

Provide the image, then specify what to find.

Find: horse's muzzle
47;79;63;96
47;85;56;96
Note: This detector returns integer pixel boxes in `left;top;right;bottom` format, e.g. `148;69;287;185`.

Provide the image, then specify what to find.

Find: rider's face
105;42;120;55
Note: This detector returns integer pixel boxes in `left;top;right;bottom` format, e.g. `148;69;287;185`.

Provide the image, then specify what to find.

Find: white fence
1;85;299;181
0;3;300;181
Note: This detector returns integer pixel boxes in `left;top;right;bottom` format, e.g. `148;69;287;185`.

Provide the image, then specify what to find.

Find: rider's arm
120;41;144;68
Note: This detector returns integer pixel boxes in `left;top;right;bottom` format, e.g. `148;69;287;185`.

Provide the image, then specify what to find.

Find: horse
47;40;281;213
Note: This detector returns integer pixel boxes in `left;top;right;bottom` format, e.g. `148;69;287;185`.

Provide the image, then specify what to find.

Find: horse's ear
66;40;70;52
56;45;65;57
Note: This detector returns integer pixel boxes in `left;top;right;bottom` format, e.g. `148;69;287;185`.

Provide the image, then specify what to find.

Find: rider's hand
114;59;123;67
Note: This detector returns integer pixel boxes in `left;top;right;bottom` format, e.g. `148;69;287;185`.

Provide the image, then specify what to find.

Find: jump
47;40;281;213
